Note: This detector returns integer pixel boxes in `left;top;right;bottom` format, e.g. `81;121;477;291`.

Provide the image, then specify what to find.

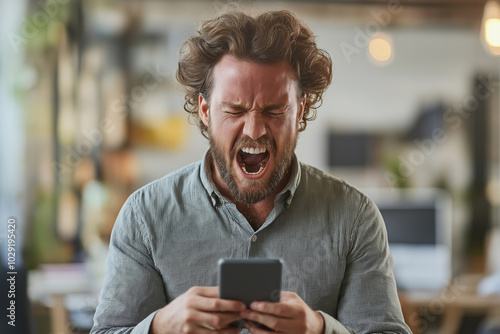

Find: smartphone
218;258;282;329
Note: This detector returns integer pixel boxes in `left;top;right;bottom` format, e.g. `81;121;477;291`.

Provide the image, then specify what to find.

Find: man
91;10;411;334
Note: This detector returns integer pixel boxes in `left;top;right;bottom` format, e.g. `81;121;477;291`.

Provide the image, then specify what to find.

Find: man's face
199;55;304;204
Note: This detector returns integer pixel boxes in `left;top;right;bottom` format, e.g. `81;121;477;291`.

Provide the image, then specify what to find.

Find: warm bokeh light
481;1;500;55
485;18;500;47
368;33;393;65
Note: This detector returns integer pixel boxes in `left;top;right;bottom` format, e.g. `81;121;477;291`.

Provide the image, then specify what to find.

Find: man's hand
240;291;325;334
150;286;246;334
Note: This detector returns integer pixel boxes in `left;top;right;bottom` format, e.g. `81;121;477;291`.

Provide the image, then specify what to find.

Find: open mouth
237;146;270;175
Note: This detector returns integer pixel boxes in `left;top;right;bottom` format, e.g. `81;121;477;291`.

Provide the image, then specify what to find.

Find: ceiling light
481;1;500;56
368;32;394;66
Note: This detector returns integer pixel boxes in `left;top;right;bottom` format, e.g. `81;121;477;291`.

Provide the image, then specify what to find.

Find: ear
199;94;210;126
297;96;306;124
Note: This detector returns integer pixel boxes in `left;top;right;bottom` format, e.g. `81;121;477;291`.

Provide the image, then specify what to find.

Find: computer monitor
327;132;373;167
363;188;452;291
381;203;438;245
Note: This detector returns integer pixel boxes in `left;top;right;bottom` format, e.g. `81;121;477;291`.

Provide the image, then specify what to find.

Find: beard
208;126;297;205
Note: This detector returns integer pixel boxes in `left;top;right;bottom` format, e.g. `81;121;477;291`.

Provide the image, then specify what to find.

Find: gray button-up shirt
91;153;411;334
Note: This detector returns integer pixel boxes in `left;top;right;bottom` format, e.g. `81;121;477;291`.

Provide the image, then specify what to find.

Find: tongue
241;152;267;173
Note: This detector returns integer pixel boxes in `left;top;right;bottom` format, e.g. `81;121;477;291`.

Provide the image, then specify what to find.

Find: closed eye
224;109;245;116
222;103;247;116
266;110;285;116
263;105;287;116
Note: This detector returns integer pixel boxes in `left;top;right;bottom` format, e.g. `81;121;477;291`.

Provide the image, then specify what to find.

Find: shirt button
251;235;258;243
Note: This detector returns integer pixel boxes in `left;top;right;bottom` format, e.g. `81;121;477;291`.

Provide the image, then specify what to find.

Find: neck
206;153;293;230
236;201;273;231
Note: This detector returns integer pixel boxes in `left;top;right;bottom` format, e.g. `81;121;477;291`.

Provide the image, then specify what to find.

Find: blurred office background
1;0;500;333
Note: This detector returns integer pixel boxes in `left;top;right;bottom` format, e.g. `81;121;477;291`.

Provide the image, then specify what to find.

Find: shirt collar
280;154;301;208
200;150;301;208
199;150;221;206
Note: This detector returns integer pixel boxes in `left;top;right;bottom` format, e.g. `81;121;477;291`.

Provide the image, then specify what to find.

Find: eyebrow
221;102;247;111
262;104;286;112
221;102;287;112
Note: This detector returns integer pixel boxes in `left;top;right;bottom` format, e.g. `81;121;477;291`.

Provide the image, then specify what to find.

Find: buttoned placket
205;159;298;257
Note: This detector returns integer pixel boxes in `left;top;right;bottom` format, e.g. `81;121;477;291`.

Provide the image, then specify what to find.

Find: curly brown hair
176;10;333;138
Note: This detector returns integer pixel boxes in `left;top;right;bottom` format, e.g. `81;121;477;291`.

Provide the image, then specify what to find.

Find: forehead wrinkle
219;95;290;112
211;56;300;111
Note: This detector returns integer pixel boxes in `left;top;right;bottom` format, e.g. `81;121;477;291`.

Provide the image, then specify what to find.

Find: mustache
230;136;276;157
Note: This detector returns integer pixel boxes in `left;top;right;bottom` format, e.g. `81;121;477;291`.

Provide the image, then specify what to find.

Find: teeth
241;147;266;154
241;163;265;175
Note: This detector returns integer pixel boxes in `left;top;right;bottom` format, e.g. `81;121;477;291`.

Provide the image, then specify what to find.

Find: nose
242;111;267;140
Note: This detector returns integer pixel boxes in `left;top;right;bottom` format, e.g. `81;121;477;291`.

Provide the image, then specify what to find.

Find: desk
401;282;500;334
28;264;97;334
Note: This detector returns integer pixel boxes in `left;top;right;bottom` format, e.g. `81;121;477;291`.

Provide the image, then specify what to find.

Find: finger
187;286;219;298
201;324;217;330
190;295;246;313
187;287;246;313
194;310;245;330
249;301;297;319
241;310;284;331
277;291;301;303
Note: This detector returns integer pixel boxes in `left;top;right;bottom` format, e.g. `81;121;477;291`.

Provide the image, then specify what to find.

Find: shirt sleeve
317;311;354;334
90;194;167;334
331;196;412;334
